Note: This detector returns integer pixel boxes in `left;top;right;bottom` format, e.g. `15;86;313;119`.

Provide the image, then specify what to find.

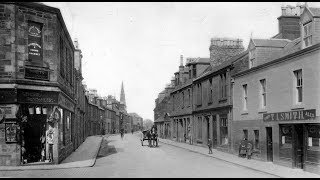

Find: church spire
120;81;126;108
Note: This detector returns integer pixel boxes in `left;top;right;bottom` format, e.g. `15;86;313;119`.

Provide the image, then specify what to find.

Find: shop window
254;130;260;150
307;125;320;152
220;115;228;146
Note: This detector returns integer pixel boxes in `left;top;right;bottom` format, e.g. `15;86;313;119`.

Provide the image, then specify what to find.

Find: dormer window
249;48;255;69
303;21;312;48
192;65;197;78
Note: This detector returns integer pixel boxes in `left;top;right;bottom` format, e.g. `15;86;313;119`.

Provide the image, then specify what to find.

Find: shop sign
18;89;58;104
58;94;74;112
28;21;43;65
5;122;18;143
0;89;17;104
24;67;49;81
263;109;316;122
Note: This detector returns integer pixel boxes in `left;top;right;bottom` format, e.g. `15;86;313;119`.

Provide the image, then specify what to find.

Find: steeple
120;81;126;108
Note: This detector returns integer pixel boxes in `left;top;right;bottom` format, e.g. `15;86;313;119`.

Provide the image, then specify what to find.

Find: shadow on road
97;140;118;159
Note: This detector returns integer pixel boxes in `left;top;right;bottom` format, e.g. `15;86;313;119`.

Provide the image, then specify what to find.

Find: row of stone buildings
0;2;143;166
154;3;320;175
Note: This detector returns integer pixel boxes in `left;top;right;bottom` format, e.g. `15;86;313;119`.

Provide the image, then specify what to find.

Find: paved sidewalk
159;138;320;178
0;135;104;171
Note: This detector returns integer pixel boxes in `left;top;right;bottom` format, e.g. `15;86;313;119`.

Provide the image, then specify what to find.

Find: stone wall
0;124;20;166
0;4;15;79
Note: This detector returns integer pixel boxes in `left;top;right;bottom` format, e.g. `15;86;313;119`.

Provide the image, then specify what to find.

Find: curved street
0;133;277;178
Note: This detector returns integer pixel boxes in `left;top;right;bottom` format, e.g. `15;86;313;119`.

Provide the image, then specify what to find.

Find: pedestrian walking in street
120;129;124;140
208;138;213;154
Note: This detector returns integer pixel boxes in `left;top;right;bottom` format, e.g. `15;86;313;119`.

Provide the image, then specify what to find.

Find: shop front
263;109;320;174
0;88;75;166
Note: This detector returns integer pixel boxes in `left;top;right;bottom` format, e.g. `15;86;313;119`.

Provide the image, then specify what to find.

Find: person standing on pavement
47;128;54;162
208;138;213;154
246;141;253;159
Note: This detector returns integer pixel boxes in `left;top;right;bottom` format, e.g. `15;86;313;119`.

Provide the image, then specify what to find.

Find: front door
266;127;273;162
293;124;304;169
206;116;210;144
212;115;217;147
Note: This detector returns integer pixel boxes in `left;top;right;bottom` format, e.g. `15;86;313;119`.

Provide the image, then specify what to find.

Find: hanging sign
28;21;43;65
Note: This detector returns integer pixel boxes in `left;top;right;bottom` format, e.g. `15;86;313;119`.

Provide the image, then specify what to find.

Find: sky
43;2;320;121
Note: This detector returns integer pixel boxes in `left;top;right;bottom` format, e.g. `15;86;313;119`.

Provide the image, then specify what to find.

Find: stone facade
154;2;320;175
0;2;105;166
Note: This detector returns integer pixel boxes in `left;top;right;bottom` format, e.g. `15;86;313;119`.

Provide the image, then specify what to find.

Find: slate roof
194;50;248;81
252;39;290;48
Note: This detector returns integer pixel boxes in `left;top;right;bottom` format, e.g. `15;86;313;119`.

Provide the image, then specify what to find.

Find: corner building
0;2;76;165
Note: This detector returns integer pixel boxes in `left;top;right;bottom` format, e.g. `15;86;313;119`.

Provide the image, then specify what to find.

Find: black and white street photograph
0;2;320;178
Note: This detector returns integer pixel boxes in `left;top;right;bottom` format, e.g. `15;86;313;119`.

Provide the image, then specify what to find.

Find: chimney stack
180;55;183;66
209;37;244;67
277;3;303;40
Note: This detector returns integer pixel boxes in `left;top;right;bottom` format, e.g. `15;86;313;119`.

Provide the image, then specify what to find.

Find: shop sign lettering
263;109;316;122
28;21;42;64
18;90;58;104
58;95;74;112
24;67;49;81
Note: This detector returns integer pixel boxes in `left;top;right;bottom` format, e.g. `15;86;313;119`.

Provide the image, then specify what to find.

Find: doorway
23;114;47;163
205;116;210;144
212;115;217;147
266;127;273;162
293;124;304;169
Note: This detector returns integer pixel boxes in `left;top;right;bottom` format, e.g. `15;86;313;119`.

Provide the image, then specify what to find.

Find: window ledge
241;111;248;115
258;109;267;114
219;97;227;101
291;103;304;110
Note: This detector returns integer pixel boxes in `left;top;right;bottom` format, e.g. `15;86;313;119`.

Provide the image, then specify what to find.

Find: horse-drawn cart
140;129;158;147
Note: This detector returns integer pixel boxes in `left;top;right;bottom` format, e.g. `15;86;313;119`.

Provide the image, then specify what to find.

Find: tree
143;119;153;130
